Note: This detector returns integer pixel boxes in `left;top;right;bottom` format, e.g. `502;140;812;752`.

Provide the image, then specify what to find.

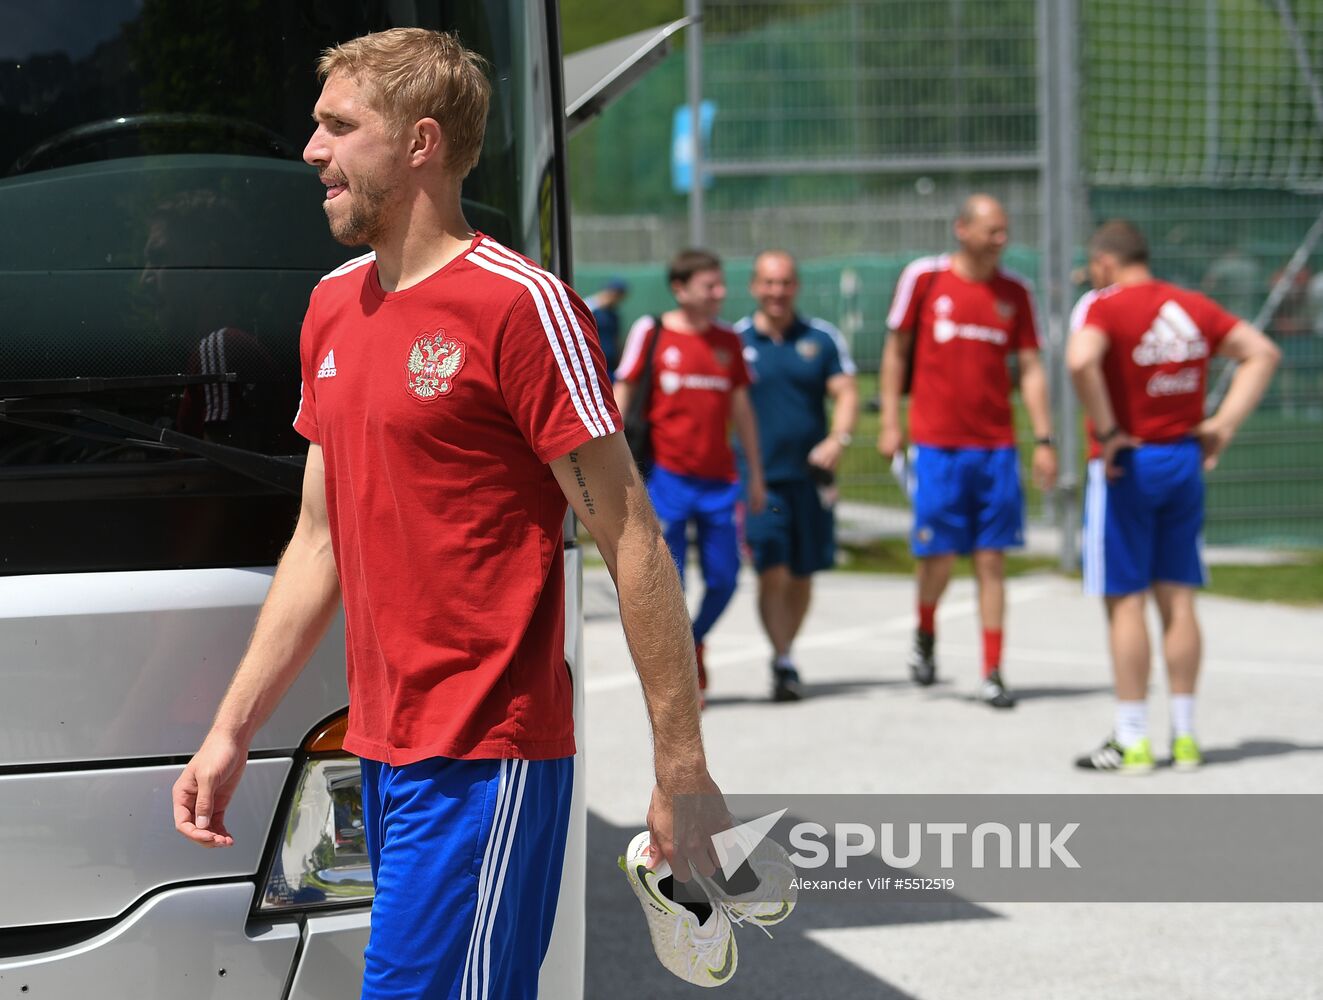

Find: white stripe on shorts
1084;459;1107;595
479;759;529;999
461;759;513;1000
461;758;528;1000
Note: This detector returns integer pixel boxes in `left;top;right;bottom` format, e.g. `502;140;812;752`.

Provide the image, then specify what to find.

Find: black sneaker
1074;735;1155;773
771;662;803;702
978;670;1016;709
908;629;937;686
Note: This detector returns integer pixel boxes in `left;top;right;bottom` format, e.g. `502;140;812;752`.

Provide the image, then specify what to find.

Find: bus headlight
258;712;374;911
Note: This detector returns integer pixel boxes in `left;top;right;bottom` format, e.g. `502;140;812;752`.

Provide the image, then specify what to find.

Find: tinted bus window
0;1;550;574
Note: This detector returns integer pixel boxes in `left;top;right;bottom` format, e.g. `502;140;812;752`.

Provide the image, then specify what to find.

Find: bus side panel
0;568;347;767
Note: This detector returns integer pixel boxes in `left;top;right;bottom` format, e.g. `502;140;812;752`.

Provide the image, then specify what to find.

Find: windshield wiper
0;374;304;495
0;374;236;398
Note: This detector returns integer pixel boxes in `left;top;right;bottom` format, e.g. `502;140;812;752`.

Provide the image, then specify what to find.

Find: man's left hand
647;769;732;882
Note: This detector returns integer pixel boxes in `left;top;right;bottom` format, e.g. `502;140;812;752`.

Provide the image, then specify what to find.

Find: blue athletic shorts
1083;440;1206;597
908;445;1025;557
359;755;573;1000
744;478;835;576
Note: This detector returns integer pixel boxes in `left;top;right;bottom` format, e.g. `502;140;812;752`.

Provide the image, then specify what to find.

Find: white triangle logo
317;349;337;378
711;808;788;880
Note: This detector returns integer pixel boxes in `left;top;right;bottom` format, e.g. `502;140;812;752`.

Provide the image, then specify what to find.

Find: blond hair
318;28;490;177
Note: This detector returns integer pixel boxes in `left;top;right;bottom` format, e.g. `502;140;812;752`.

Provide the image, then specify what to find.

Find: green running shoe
1075;735;1155;774
1171;734;1203;771
621;831;737;988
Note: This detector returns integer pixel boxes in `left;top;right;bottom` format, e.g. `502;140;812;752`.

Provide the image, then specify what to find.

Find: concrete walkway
582;565;1323;999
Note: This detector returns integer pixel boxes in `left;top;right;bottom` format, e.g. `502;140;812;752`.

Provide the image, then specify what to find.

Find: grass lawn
1203;554;1323;606
838;372;1323;547
837;539;1323;606
836;537;1062;579
584;534;1322;605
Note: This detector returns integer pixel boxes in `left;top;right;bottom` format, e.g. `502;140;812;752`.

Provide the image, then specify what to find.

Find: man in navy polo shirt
736;250;859;701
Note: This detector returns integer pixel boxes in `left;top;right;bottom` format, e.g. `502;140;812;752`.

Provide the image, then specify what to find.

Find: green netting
577;245;1042;368
569;0;1323;549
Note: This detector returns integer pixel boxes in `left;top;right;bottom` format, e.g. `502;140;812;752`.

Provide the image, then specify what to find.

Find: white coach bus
0;2;591;996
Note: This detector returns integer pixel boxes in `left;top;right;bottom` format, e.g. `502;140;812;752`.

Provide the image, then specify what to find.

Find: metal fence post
1039;0;1083;571
686;0;705;247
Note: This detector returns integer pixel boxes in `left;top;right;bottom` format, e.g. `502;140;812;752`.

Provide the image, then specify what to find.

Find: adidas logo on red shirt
317;349;338;379
1131;302;1209;366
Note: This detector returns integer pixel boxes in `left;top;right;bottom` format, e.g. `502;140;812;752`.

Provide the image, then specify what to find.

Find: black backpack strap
639;316;662;388
901;273;932;397
622;318;664;471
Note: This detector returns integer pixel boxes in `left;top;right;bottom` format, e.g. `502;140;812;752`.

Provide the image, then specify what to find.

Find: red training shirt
615;317;751;482
1071;280;1238;455
887;254;1040;448
293;235;619;764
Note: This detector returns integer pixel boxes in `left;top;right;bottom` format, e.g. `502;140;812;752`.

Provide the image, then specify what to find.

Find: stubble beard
327;173;397;247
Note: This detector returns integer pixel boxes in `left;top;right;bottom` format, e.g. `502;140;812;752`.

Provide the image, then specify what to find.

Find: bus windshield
0;1;559;574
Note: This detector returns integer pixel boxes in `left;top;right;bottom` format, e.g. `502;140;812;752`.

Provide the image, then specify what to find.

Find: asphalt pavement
581;564;1323;999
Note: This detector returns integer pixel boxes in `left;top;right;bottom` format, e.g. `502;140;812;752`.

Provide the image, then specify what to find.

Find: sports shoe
978;670;1016;709
620;831;737;988
908;629;937;686
1171;734;1203;771
699;833;798;929
1074;735;1155;774
771;662;802;702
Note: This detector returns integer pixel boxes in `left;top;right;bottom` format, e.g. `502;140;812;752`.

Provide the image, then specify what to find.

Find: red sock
982;629;1003;678
918;603;937;636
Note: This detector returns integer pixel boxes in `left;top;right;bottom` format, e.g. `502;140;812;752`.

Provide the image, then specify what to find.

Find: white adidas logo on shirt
317;349;338;379
1132;301;1208;367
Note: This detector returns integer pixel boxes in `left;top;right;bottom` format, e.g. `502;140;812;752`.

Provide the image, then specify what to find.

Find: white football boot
620;830;737;988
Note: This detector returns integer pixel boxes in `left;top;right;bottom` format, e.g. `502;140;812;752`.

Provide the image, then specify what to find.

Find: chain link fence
571;0;1323;549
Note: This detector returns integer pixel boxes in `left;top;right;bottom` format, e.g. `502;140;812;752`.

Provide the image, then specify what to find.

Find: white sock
774;653;794;670
1170;694;1196;738
1114;700;1149;749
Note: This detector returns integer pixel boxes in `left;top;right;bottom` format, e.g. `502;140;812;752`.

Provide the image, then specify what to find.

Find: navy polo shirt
734;314;855;483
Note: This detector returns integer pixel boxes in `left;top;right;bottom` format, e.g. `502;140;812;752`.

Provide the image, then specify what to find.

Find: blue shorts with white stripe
1082;440;1206;597
359;755;573;1000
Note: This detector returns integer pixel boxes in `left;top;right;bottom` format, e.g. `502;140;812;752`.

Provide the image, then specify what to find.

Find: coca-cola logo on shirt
1146;366;1200;397
1132;301;1209;366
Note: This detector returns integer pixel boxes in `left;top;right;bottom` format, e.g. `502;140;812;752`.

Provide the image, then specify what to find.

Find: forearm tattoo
568;452;597;515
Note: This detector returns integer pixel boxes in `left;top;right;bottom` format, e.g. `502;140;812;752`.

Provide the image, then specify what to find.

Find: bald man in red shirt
880;194;1057;709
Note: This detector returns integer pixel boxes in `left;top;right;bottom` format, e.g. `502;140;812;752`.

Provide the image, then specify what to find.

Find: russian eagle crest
406;330;465;400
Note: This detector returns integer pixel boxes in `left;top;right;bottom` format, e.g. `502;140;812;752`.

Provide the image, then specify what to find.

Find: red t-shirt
615;317;751;481
293;235;619;765
887;255;1040;448
1072;280;1238;454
